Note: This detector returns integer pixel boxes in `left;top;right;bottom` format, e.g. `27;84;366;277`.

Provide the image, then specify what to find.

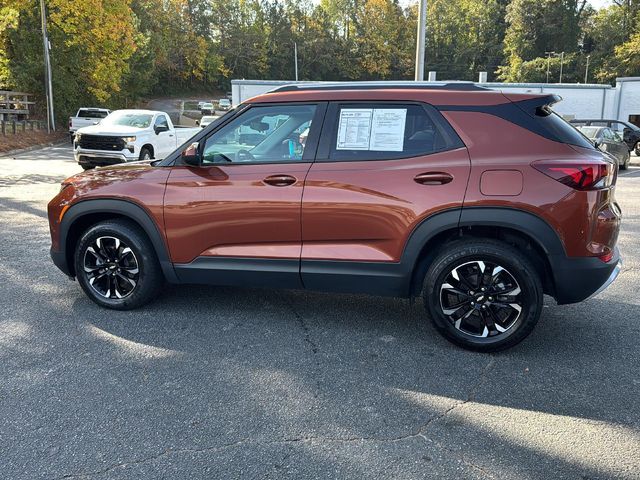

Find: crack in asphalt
56;356;498;479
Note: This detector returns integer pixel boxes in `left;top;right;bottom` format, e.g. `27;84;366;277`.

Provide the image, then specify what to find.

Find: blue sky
589;0;611;9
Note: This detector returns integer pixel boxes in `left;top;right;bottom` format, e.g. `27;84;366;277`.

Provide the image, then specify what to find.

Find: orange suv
48;82;622;351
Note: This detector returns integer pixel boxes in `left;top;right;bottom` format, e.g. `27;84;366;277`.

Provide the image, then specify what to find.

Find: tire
81;165;94;171
635;143;640;157
423;238;543;352
74;219;163;310
620;153;630;170
139;148;152;161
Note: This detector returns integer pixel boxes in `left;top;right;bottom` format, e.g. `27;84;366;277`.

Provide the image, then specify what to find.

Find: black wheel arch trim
58;198;178;283
400;206;565;297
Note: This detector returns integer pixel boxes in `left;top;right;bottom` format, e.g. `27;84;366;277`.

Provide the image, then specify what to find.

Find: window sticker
370;108;407;152
336;107;407;152
336;109;373;150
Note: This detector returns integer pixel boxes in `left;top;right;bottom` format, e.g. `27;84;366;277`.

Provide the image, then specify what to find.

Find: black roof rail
270;81;491;93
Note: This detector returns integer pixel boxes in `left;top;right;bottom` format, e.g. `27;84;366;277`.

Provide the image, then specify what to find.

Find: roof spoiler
504;93;563;117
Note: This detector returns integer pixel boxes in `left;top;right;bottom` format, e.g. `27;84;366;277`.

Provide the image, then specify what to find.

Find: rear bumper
551;248;621;304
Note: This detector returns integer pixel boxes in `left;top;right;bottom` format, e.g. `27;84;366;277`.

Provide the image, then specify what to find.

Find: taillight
532;160;614;191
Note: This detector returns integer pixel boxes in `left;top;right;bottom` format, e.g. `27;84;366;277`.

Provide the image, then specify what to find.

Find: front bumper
50;248;74;278
551;247;622;304
75;148;138;167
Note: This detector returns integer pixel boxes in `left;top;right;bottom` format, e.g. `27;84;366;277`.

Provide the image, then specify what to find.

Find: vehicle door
164;102;326;287
611;130;629;160
300;101;470;292
599;128;617;159
153;114;175;159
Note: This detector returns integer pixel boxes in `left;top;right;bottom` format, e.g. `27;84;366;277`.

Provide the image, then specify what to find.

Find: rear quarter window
532;107;595;149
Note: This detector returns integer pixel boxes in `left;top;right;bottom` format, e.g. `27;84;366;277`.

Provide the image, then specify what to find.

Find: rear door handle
414;172;454;185
263;174;297;187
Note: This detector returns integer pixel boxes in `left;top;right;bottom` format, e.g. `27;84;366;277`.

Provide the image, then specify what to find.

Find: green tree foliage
1;0;640;125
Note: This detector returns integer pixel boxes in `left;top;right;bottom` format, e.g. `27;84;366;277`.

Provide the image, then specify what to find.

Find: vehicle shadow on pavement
42;282;636;478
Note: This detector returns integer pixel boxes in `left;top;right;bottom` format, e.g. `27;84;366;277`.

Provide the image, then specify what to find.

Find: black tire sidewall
139;148;152;161
424;240;543;352
74;221;162;310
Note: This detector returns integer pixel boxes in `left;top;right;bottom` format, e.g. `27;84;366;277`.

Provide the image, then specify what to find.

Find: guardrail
0;120;48;135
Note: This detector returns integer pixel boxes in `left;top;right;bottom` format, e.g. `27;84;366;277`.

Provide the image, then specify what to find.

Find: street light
559;51;565;83
414;0;427;81
39;0;55;131
545;51;556;83
585;54;591;84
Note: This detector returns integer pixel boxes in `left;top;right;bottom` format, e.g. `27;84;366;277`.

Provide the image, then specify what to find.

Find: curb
0;139;70;158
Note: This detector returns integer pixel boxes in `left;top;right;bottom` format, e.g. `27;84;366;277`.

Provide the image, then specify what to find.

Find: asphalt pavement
0;145;639;479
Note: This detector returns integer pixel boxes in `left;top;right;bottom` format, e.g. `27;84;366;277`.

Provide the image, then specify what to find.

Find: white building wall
231;78;640;124
615;78;640;124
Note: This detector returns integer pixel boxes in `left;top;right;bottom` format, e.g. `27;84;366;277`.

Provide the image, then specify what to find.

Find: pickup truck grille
78;135;125;151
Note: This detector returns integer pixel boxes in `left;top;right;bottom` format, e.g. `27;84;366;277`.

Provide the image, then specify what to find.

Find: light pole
414;0;427;81
294;42;298;82
584;54;590;84
39;0;55;131
559;51;565;84
545;51;555;83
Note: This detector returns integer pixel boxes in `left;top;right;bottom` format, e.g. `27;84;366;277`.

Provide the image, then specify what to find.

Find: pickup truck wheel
635;143;640;157
74;219;163;310
423;239;543;352
139;148;152;160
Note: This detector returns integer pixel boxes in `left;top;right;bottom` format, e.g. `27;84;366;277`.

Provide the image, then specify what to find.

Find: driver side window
202;104;317;164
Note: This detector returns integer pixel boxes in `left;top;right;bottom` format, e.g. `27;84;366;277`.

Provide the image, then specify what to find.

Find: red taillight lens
532;160;614;191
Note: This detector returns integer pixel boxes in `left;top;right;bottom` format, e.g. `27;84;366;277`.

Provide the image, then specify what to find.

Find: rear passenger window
328;103;463;161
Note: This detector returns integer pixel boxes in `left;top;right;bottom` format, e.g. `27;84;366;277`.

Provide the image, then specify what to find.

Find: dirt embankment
0;130;68;154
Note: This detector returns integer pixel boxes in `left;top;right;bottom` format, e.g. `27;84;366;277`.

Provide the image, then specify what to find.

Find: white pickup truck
74;109;200;169
68;108;111;138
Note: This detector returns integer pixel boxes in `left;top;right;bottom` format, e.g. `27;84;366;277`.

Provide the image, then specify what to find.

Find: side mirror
195;120;200;126
594;140;601;149
154;125;169;135
181;142;200;166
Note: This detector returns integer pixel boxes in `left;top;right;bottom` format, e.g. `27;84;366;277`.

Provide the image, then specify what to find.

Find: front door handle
414;172;454;185
263;174;297;187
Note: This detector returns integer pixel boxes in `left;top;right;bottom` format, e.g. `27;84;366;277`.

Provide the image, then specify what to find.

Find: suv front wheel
423;239;543;352
74;219;163;310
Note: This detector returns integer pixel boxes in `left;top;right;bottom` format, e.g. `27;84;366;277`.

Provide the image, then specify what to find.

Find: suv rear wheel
423;239;543;352
74;219;163;310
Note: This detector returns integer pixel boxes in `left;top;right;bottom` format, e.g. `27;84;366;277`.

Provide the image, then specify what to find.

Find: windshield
219;99;230;105
578;126;600;139
102;111;153;128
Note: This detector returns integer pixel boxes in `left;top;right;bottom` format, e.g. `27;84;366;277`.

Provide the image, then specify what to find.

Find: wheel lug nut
470;301;475;306
482;305;487;309
488;296;493;301
481;287;486;292
469;291;474;295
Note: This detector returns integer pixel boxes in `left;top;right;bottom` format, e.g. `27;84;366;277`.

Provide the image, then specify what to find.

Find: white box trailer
231;77;640;126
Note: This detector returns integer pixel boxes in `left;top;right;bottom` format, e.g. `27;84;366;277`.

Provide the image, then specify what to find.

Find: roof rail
270;81;491;93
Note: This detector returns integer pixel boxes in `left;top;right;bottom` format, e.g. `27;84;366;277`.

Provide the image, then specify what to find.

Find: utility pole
545;51;555;83
39;0;55;132
294;42;299;82
414;0;427;81
559;51;565;84
584;54;590;84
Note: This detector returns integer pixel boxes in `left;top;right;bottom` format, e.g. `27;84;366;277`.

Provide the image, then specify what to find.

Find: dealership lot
1;145;639;479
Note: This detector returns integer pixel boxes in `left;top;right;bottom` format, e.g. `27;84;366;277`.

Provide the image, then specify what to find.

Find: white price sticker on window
336;108;407;152
370;108;407;152
336;109;373;150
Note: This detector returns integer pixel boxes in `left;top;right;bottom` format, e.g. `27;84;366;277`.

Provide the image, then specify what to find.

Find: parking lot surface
1;145;639;479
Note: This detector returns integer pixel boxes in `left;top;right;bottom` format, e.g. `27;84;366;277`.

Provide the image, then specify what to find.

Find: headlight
75;133;81;142
122;136;136;143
